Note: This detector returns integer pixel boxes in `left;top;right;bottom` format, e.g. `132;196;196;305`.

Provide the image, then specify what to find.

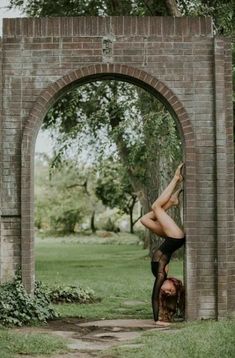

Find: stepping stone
68;339;111;351
123;300;145;306
89;331;141;341
119;343;144;349
78;319;155;329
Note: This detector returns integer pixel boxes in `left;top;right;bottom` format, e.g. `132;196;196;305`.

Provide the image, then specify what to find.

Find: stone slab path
14;318;175;358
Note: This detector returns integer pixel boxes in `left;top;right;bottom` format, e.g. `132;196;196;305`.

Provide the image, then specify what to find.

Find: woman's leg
152;163;183;208
140;186;183;237
152;164;185;239
152;202;184;239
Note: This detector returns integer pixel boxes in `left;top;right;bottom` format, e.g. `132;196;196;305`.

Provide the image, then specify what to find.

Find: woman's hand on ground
154;320;171;327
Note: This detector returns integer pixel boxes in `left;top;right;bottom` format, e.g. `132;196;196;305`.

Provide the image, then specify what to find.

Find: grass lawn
107;320;235;358
0;328;67;358
35;234;183;320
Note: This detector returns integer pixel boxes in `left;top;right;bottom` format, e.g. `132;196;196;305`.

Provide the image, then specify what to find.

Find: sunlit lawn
35;234;183;320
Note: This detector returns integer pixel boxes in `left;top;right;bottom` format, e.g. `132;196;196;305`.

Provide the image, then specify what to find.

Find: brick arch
22;64;194;150
21;64;196;318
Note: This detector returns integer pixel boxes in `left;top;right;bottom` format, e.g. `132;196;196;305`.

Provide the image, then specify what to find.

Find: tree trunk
129;196;137;234
129;207;134;234
90;210;96;233
165;0;182;16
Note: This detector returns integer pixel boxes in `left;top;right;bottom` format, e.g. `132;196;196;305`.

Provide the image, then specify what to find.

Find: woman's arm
152;271;167;322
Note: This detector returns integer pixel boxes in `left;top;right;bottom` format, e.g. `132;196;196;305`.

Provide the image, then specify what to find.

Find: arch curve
22;64;195;152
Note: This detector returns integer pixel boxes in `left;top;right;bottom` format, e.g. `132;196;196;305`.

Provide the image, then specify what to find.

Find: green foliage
50;207;83;234
0;270;100;327
178;0;234;35
103;217;117;232
0;273;58;327
41;80;182;201
49;285;99;304
95;157;140;233
8;0;169;17
35;156;97;233
96;158;135;214
9;0;234;35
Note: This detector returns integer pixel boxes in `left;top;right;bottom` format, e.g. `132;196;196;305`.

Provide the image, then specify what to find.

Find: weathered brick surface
0;217;21;281
0;16;234;320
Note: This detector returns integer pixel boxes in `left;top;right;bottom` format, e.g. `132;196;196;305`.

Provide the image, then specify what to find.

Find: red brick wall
0;16;234;320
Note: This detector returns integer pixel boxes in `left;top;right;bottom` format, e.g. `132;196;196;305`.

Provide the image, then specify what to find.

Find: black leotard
151;236;185;321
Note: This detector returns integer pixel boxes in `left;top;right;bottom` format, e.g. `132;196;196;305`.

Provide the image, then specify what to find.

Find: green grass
2;234;235;358
35;235;183;320
0;328;67;358
106;320;235;358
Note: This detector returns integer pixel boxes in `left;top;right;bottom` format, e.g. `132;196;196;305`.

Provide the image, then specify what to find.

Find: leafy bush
103;218;116;232
48;285;99;304
0;274;58;327
50;207;83;234
0;274;99;326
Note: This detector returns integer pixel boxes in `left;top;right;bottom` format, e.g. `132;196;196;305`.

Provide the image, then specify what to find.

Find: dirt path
14;318;174;358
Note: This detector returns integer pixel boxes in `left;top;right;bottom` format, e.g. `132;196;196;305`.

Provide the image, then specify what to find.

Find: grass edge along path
0;328;68;358
103;319;235;358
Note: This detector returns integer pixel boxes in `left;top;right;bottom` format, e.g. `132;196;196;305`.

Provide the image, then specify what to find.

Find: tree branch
142;0;154;15
133;214;142;227
66;180;89;195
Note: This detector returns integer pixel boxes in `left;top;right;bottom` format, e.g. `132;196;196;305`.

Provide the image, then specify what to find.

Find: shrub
0;274;100;327
50;207;84;234
48;285;99;304
0;274;58;327
103;218;116;232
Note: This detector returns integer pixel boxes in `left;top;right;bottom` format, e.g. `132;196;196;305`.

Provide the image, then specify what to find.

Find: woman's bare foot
174;163;184;182
169;187;183;206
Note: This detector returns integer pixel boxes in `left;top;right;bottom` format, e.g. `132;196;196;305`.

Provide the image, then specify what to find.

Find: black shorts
158;236;185;259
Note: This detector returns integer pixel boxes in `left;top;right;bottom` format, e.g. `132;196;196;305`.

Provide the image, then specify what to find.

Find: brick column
214;36;235;319
224;39;235;318
0;38;2;281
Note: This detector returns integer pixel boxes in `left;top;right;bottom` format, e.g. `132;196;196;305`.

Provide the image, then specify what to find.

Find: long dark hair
159;277;185;322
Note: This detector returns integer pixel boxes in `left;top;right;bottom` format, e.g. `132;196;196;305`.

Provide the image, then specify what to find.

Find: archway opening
34;75;184;323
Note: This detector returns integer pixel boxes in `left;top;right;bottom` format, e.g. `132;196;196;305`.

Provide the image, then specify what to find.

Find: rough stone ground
13;318;174;358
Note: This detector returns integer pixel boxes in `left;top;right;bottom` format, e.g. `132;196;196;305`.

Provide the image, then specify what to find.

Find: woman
140;163;185;325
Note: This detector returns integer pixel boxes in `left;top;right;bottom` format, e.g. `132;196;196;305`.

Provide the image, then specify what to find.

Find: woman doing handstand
140;163;185;325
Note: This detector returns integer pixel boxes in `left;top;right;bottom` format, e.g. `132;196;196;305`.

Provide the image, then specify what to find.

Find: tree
95;158;140;233
34;155;100;234
9;0;179;17
9;0;234;34
43;80;182;246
